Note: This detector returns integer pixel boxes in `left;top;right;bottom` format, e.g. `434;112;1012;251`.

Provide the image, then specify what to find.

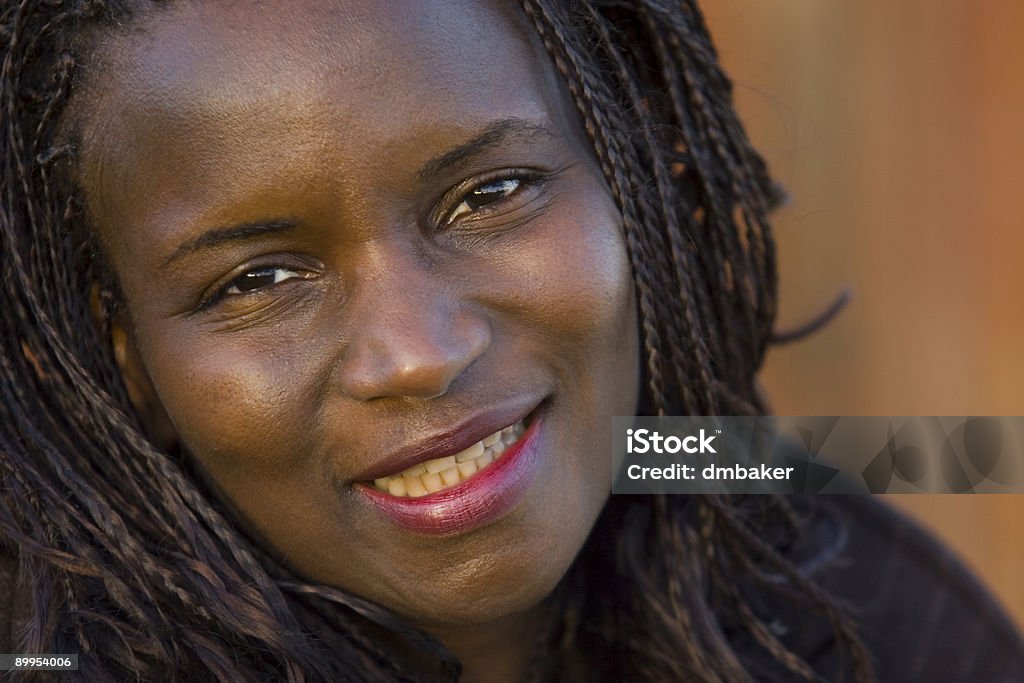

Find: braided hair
1;1;874;680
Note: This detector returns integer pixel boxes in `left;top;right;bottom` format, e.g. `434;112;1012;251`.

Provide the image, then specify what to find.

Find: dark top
1;496;1022;681
745;496;1024;682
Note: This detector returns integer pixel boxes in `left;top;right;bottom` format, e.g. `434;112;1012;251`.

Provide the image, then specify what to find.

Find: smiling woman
1;1;1021;682
77;2;637;646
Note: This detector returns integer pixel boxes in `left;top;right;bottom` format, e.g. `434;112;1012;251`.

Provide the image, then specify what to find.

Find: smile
372;420;526;497
357;406;544;535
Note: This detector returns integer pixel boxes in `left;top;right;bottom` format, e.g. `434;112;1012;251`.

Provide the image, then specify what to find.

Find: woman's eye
446;178;522;224
224;266;301;295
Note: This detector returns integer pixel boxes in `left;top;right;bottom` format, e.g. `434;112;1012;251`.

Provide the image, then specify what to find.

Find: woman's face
80;0;638;630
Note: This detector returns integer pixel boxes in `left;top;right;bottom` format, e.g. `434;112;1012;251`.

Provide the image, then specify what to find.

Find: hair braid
522;0;679;413
577;1;720;415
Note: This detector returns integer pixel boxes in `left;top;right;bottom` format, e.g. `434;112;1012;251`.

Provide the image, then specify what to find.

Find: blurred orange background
704;0;1024;627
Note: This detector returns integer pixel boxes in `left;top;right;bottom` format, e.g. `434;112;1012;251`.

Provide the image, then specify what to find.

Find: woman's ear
91;284;180;451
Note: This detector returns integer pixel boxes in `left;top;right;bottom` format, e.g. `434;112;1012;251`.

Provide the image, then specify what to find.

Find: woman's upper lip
351;397;544;482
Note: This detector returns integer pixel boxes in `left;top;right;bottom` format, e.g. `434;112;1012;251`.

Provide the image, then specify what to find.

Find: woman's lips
356;411;544;535
370;420;526;497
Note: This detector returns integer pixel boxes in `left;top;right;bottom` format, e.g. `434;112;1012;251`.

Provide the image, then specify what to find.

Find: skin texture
76;1;639;679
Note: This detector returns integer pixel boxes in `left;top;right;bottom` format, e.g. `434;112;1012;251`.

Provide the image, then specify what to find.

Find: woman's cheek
141;326;327;482
501;196;634;357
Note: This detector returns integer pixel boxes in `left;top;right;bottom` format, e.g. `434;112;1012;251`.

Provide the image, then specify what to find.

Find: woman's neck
426;605;546;683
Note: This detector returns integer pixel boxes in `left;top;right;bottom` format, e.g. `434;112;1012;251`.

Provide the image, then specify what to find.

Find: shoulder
783;496;1024;682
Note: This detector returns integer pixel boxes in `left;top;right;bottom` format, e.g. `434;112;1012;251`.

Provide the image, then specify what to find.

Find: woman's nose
335;268;490;402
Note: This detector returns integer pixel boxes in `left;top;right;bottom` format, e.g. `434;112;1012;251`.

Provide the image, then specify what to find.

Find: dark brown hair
1;1;873;680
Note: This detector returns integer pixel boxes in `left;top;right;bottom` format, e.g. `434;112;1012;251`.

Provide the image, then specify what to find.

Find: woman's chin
388;503;597;633
397;554;568;635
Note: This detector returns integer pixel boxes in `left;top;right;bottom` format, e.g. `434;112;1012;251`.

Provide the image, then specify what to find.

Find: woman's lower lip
357;413;544;535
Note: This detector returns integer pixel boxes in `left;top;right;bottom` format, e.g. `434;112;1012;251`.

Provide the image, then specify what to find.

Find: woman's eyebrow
416;118;555;181
162;218;299;268
159;120;551;269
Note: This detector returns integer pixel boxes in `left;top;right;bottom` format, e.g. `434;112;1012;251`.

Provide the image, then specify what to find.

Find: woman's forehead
96;0;537;101
77;0;569;252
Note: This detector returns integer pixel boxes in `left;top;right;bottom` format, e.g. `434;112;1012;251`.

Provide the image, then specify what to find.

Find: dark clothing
745;496;1024;682
1;496;1022;681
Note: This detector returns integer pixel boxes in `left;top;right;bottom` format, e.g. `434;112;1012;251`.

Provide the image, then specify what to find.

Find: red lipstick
357;412;544;535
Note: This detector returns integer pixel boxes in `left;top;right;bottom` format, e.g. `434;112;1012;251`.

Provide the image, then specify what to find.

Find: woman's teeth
373;421;526;497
